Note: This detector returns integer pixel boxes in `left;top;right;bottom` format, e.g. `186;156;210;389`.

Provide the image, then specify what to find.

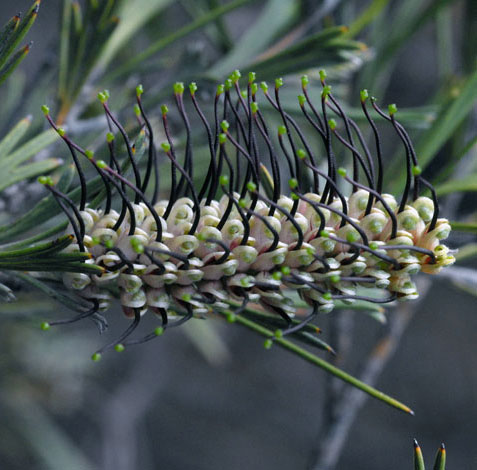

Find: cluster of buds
39;70;454;358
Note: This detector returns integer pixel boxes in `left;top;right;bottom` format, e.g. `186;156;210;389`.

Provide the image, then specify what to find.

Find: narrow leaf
107;0;254;80
0;42;31;85
0;0;39;70
210;0;297;78
219;310;414;414
435;175;477;195
4;128;59;166
450;221;477;233
414;439;426;470
433;444;446;470
0;164;74;242
0;116;31;158
12;271;93;312
0;234;73;259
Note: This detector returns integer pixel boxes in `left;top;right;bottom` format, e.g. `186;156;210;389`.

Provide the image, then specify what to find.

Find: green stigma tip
251;102;259;114
248;71;256;83
41;104;49;115
219;133;227;144
154;327;164;336
216;84;224;95
264;339;273;349
320;230;329;238
224;79;233;91
161;142;171;152
319;69;327;81
106;132;115;143
272;271;282;281
219;175;229;186
38;175;52;185
323;292;332;301
238;198;247;208
328;119;337;130
221;120;229;131
96;160;107;169
189;82;198;94
275;77;283;89
278;125;286;136
301;75;309;87
232;69;241;81
330;274;340;283
289;178;298;189
388;103;397;115
85;149;94;159
281;266;291;275
91;352;102;362
297;149;306;160
173;82;184;95
412;165;422;176
133;104;140;116
298;94;306;106
360;89;369;102
322;85;332;98
40;322;50;331
57;127;66;137
274;329;283;339
246;181;257;192
161;104;169;115
97;91;107;103
260;81;268;92
337;167;347;177
136;84;144;96
251;83;258;95
226;313;236;323
114;343;125;352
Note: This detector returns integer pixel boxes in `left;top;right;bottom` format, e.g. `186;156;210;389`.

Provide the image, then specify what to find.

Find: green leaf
107;0;255;81
450;222;477;233
390;68;477;190
218;309;414;414
0;0;39;69
414;439;426;470
0;158;63;192
12;271;92;312
433;444;446;470
0;164;74;243
435;174;477;195
0;42;31;85
0;116;31;157
4;128;59;166
0;222;68;251
0;234;73;258
344;0;391;38
209;0;297;79
235;28;364;80
98;0;173;70
415;69;477;170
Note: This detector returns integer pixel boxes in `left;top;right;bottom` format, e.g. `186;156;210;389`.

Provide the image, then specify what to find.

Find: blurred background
0;1;476;469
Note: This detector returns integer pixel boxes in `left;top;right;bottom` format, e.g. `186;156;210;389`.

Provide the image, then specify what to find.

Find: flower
39;70;454;359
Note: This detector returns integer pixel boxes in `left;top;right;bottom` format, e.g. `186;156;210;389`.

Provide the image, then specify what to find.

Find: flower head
40;71;454;359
